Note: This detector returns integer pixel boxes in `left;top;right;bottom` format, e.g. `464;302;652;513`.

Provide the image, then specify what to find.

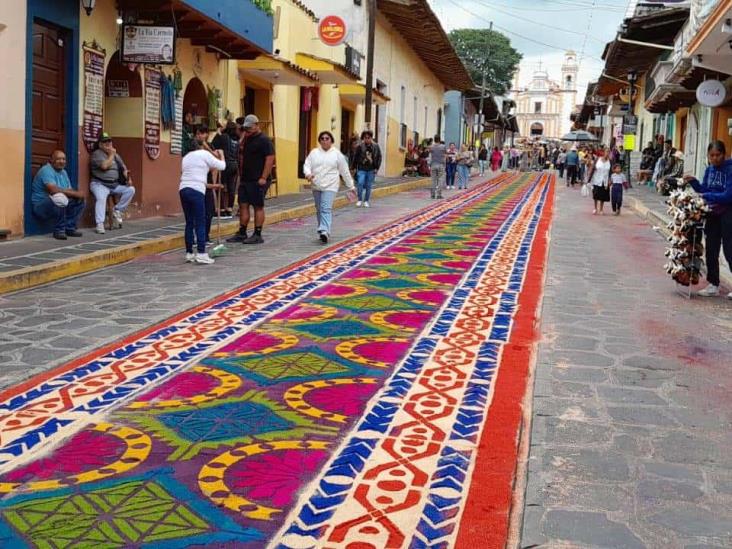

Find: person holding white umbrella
304;131;356;244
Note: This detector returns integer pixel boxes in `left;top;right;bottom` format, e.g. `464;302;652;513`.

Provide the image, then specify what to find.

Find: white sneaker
112;209;123;227
194;252;215;265
364;201;370;208
728;291;732;300
697;284;719;297
356;201;362;207
185;252;196;263
95;223;105;234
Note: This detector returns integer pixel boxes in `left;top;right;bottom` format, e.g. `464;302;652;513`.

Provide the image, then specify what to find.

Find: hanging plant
251;0;274;16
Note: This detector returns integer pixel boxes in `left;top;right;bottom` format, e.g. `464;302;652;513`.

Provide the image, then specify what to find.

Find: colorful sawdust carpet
0;172;554;548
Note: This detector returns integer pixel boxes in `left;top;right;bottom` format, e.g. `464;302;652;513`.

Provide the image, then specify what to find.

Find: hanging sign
82;43;106;153
696;79;727;107
170;94;184;155
318;15;347;46
122;25;176;64
144;67;161;160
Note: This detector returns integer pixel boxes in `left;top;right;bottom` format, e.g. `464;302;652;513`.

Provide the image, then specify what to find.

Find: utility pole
476;21;492;147
364;0;377;129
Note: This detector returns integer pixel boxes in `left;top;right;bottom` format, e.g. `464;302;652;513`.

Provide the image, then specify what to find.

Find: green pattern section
2;481;209;548
121;391;337;460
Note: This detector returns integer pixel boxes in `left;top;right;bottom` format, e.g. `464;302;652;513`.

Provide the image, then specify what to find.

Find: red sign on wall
318;15;347;47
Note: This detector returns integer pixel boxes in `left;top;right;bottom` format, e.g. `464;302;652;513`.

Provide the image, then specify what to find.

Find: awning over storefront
686;0;732;75
338;84;390;105
117;0;272;58
377;0;474;91
239;55;318;86
295;53;360;85
596;7;689;97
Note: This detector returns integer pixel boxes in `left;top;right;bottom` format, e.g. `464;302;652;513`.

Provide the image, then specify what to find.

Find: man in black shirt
228;114;275;244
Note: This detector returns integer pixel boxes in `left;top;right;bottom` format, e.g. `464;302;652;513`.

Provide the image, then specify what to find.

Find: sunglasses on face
319;136;331;142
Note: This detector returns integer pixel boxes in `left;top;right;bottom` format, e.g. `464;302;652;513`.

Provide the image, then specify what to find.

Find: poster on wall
82;42;106;153
170;95;183;155
145;67;161;160
122;25;176;64
107;80;130;97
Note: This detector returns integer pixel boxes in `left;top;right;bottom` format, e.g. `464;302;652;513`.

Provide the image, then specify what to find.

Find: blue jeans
457;164;470;189
32;196;85;234
313;189;337;235
179;188;206;254
446;163;457;187
356;170;375;202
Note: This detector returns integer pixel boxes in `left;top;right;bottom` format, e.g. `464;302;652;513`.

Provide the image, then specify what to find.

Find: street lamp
81;0;96;16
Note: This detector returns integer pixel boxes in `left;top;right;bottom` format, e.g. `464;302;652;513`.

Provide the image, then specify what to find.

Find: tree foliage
448;28;522;96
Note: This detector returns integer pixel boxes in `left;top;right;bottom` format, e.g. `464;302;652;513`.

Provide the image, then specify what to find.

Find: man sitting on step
31;150;85;240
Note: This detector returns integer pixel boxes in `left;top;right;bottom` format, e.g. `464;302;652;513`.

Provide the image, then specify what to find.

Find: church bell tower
560;51;579;136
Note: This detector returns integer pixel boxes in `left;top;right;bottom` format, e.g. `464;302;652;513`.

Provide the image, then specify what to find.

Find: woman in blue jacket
685;141;732;298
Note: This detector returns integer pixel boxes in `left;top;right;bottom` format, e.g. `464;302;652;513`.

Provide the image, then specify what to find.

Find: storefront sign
82;43;105;153
696;79;727;107
318;15;347;46
107;79;129;98
144;67;161;160
122;25;176;64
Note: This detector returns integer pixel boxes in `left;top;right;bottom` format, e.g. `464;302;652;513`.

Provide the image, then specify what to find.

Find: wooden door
31;21;66;177
340;108;351;154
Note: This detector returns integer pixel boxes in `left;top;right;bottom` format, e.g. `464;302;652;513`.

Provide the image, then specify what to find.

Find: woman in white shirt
179;135;226;264
303;131;356;243
590;147;612;215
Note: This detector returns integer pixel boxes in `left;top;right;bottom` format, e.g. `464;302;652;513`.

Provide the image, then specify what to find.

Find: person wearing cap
227;114;275;244
90;133;136;234
659;150;685;195
31;150;85;240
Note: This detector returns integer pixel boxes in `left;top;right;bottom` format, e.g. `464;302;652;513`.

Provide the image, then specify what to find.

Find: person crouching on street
684;140;732;299
304;131;356;244
179;136;226;264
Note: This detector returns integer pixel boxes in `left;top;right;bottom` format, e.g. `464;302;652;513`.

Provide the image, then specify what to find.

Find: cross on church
536;60;543;72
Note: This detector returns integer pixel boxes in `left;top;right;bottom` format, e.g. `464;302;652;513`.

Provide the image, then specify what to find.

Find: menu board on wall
145;67;161;160
170;95;183;155
82;43;106;153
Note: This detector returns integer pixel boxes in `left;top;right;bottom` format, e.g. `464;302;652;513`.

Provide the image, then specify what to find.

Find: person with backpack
351;130;382;207
211;121;239;218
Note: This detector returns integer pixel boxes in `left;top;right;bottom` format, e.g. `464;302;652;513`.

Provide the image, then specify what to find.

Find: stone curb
0;178;431;294
624;193;732;290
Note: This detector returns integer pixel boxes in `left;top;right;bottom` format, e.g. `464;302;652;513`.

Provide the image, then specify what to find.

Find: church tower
560;51;579;137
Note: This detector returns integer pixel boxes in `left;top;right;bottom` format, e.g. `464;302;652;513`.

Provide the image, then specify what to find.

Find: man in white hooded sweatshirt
303;131;356;243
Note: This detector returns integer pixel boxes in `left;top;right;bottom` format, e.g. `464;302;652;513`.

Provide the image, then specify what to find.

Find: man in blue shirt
565;147;580;187
32;150;85;240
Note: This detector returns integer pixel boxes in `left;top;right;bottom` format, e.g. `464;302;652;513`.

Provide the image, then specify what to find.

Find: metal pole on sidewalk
364;0;377;129
476;21;493;148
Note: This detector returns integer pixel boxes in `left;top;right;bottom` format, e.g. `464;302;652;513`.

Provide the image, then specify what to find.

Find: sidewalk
624;184;732;289
0;176;430;294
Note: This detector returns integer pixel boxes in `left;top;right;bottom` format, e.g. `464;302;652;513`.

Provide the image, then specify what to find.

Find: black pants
205;188;215;242
704;209;732;286
566;165;578;186
221;165;238;210
558;164;565;178
611;184;623;212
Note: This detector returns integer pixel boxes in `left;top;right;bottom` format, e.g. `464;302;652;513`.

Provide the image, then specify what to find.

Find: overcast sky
429;0;635;99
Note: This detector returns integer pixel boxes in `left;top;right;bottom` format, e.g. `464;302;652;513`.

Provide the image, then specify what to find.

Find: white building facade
510;51;578;139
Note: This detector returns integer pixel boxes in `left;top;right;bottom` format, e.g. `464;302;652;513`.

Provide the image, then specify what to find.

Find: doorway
341;107;353;155
31;21;66;177
183;77;208;128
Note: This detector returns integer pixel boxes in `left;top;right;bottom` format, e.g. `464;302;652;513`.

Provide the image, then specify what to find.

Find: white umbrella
561;130;598;142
